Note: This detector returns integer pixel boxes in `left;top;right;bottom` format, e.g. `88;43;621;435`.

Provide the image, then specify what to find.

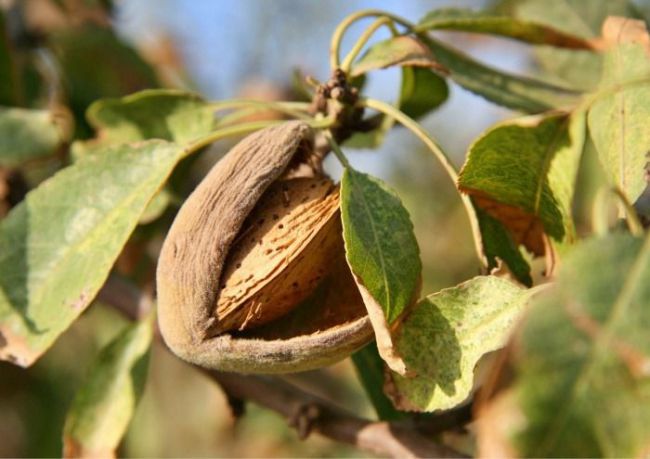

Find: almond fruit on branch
157;121;372;373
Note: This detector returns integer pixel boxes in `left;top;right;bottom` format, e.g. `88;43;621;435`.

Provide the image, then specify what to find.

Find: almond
212;177;341;334
156;121;372;373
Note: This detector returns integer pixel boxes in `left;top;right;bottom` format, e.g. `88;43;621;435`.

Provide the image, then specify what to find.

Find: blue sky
115;0;526;178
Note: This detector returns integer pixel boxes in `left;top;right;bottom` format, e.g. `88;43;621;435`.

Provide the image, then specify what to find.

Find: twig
413;403;473;436
98;276;469;457
204;370;467;459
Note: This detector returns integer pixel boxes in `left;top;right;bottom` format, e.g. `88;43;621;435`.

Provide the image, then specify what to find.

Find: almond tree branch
98;277;469;458
204;370;467;459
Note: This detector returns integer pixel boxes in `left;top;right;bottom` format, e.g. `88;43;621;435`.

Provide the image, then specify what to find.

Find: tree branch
204;370;467;459
97;279;468;458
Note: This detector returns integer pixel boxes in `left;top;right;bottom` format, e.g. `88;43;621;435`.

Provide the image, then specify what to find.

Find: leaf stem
209;99;312;120
362;98;457;181
324;130;352;169
360;97;486;267
340;17;396;73
185;117;335;159
329;10;414;70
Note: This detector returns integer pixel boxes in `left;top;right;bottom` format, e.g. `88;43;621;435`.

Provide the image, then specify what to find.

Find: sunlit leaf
587;18;650;204
459;111;586;256
341;167;421;373
483;233;650;457
0;107;67;166
386;276;530;412
416;8;593;49
0;140;183;366
341;168;421;322
63;314;154;458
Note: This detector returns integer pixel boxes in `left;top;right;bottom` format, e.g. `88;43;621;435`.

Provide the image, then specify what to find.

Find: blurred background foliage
0;0;647;456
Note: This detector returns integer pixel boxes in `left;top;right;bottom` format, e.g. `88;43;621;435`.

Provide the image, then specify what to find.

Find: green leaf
587;31;650;204
500;233;650;457
343;67;447;150
458;111;586;255
386;276;530;412
63;314;154;458
355;34;580;112
86;89;215;145
0;140;183;366
341;167;421;373
420;35;581;112
399;66;449;120
352;342;408;421
473;200;532;286
347;37;447;148
350;36;440;77
343;123;389;150
341;168;421;323
416;8;593;49
0;107;66;166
